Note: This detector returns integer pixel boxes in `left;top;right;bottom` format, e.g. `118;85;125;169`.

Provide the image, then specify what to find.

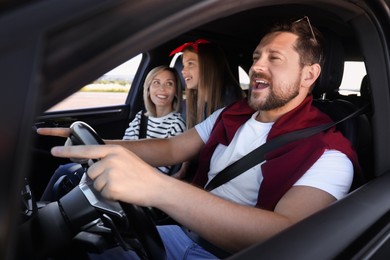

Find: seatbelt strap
204;104;367;192
139;111;148;139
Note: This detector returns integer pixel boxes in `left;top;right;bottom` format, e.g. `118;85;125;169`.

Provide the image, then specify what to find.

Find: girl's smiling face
181;50;200;90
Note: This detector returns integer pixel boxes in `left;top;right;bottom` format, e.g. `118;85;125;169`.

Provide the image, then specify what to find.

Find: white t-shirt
195;108;353;206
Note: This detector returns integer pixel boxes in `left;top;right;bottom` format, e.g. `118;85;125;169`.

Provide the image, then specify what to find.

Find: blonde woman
123;65;186;174
41;66;185;201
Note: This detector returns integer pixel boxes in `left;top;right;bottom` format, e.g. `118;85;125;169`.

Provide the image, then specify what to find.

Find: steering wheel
18;122;166;259
64;121;166;259
69;121;166;259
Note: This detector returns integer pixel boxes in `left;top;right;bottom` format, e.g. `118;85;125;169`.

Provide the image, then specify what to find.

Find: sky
340;62;366;91
104;54;142;79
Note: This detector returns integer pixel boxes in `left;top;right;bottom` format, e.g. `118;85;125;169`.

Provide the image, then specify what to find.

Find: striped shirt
123;110;186;174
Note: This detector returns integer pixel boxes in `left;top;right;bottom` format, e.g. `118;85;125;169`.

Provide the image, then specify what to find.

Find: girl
169;39;245;179
170;39;245;129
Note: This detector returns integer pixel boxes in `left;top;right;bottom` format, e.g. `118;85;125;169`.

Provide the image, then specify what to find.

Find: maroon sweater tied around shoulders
192;96;361;211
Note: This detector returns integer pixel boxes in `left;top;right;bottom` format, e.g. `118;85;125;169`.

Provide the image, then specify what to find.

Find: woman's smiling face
149;69;177;110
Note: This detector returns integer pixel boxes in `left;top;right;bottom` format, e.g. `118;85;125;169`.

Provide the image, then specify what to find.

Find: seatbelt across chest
204;104;367;192
138;111;148;139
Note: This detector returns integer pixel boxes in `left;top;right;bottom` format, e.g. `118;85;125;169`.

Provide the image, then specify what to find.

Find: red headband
169;39;210;57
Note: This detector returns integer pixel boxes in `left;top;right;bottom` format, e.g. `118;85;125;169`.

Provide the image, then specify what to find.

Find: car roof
1;0;367;111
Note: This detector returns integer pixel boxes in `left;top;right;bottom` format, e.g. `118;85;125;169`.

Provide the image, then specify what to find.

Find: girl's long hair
185;43;243;129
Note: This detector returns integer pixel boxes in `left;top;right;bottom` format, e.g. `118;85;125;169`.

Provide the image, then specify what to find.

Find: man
38;18;359;259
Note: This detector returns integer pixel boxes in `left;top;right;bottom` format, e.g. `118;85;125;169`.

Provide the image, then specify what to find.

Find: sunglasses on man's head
293;16;322;64
293;16;317;45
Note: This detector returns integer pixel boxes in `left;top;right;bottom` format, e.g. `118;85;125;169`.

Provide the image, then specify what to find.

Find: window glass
47;54;143;112
339;61;366;95
238;66;249;90
237;62;367;96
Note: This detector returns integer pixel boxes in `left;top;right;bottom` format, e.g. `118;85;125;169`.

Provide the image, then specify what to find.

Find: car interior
31;4;375;193
7;0;390;259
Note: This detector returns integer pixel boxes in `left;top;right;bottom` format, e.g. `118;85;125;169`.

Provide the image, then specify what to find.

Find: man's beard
248;77;301;111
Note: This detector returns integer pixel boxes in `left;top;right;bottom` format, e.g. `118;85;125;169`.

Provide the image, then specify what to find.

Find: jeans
40;163;84;201
41;166;221;259
89;225;219;260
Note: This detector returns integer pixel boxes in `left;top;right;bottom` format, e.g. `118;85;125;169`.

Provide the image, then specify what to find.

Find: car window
339;61;367;95
47;54;143;112
238;66;249;90
238;62;367;96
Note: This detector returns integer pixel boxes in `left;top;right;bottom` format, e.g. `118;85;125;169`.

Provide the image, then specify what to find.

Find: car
3;0;390;259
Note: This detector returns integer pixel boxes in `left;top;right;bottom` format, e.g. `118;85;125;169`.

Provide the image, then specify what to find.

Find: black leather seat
312;33;373;185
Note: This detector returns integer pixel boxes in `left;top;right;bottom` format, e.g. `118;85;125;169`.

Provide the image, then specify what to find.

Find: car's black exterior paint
2;0;390;259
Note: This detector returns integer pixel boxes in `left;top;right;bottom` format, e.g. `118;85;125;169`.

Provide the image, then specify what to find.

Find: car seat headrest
313;32;344;99
170;53;186;90
360;74;371;102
